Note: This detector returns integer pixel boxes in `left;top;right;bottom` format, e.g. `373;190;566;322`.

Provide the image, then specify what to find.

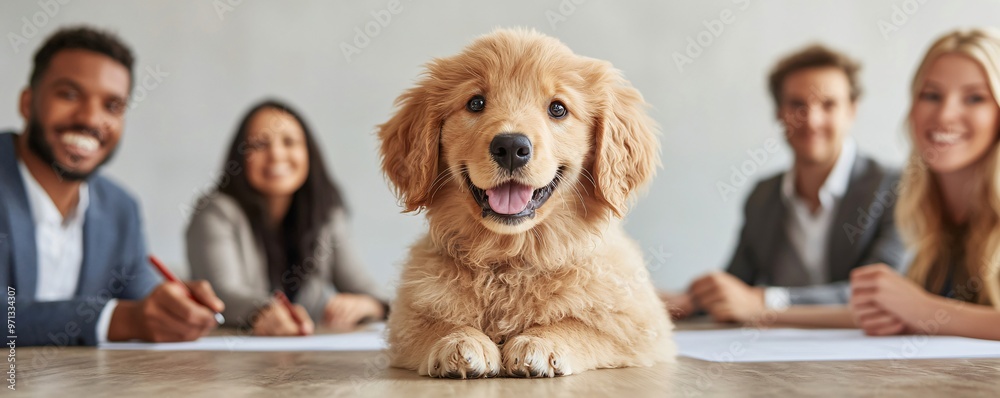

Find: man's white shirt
765;139;857;310
18;160;118;342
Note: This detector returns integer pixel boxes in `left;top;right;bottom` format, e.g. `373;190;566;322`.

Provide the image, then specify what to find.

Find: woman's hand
324;293;385;332
252;300;315;336
849;263;934;336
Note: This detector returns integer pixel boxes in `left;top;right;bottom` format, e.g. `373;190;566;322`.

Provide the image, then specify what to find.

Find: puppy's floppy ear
378;79;441;213
586;60;661;218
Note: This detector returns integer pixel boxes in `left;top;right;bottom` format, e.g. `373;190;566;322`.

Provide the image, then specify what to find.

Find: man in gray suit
671;44;905;322
0;26;225;346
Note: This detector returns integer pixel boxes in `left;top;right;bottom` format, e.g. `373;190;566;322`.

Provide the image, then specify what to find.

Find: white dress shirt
17;160;118;342
765;139;857;310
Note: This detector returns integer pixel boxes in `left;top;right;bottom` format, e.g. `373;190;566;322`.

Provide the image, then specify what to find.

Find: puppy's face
438;53;594;233
380;29;658;235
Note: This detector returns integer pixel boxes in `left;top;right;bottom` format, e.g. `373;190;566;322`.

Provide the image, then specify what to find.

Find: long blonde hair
897;28;1000;307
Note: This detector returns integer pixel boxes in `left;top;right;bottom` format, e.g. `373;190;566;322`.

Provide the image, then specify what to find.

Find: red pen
273;290;307;336
148;255;225;325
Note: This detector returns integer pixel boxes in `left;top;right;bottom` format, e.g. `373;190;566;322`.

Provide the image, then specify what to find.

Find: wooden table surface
12;320;1000;397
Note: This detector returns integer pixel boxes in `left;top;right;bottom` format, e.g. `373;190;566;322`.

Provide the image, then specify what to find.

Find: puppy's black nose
490;133;532;172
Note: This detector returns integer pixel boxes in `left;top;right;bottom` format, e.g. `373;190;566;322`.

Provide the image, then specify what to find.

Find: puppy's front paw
501;335;572;377
420;330;501;379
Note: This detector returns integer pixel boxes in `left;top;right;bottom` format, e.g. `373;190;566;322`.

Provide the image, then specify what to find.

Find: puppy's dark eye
467;95;486;112
548;101;567;119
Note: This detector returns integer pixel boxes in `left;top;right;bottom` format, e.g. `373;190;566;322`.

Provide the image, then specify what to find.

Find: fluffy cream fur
378;28;674;378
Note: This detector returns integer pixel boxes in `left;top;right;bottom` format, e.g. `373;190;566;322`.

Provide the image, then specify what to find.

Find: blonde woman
847;28;1000;340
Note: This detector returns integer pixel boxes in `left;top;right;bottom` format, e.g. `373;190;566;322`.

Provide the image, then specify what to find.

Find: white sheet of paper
99;323;387;352
674;328;1000;362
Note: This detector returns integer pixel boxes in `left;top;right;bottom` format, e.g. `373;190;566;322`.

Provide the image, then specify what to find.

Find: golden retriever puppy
378;28;674;378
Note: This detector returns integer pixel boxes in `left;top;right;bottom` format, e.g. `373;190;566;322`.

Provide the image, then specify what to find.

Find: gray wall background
2;0;998;294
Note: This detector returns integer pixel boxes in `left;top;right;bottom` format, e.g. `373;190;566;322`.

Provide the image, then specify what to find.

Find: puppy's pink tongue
486;182;534;215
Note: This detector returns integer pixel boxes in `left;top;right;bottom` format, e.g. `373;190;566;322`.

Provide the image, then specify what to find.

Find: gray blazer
186;192;389;327
726;154;906;305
